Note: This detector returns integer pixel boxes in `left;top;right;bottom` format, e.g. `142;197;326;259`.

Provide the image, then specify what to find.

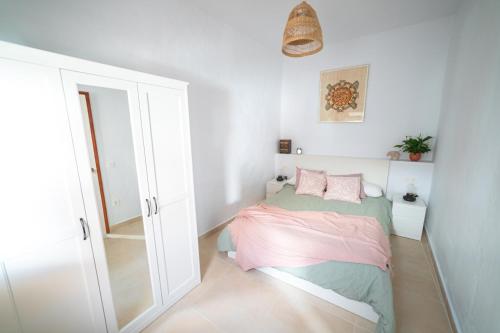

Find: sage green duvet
217;184;395;333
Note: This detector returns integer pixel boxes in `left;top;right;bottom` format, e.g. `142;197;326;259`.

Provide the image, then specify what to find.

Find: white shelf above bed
274;153;434;203
275;154;390;192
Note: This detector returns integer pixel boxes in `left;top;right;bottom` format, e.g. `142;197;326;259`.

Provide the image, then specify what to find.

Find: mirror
78;85;153;329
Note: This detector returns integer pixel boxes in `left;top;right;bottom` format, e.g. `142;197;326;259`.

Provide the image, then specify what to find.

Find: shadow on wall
188;78;274;235
187;82;241;233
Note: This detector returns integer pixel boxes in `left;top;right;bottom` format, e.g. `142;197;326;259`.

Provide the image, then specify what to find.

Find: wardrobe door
0;59;106;332
0;264;21;333
61;71;163;333
138;84;200;306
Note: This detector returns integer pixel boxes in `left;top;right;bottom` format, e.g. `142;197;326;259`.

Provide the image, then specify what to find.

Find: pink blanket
228;204;391;271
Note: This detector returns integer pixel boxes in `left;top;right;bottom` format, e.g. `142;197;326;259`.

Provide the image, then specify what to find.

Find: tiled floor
105;231;152;328
109;217;145;236
143;230;454;333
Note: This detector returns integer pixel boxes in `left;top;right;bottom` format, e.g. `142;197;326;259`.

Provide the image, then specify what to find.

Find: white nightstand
391;194;427;241
266;179;286;199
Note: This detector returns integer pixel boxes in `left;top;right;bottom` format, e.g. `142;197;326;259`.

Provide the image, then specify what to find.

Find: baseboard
198;215;235;239
105;234;145;240
424;228;462;333
110;215;142;227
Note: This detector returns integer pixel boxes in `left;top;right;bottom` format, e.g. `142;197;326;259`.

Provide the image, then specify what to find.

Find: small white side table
266;179;286;199
391;194;427;241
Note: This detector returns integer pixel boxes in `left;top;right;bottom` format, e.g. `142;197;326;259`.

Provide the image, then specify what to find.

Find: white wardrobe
0;41;200;333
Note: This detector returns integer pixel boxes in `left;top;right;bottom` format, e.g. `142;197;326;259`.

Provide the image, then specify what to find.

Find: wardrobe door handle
146;198;151;217
153;196;158;215
80;218;88;240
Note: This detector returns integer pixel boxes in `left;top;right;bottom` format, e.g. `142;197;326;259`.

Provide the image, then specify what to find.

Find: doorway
79;91;110;234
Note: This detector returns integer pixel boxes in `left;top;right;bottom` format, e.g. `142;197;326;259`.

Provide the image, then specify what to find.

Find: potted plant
394;135;432;161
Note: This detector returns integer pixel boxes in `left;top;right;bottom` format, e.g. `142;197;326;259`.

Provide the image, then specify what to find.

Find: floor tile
142;307;220;333
105;236;152;328
354;325;375;333
354;316;377;331
110;217;144;236
191;266;283;333
269;300;354;333
392;267;441;302
143;230;454;333
395;288;452;333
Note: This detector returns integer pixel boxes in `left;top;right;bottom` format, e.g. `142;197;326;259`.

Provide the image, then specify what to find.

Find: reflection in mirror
78;85;153;329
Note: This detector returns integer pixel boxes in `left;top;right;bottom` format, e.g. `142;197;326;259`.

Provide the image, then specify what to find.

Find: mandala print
325;80;359;112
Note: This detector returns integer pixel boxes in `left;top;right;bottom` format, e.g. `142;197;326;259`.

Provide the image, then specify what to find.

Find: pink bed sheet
229;204;391;271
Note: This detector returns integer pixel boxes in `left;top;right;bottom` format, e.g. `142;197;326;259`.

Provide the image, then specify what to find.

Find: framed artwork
319;64;369;123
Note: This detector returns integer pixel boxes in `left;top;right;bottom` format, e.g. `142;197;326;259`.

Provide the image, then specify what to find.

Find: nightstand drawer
392;215;424;240
266;181;285;193
392;203;426;220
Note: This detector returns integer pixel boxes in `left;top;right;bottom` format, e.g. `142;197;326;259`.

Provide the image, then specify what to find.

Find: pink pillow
295;170;327;197
296;167;324;188
330;173;366;199
324;176;361;204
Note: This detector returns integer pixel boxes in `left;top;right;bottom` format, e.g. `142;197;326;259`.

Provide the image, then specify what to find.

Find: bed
217;184;395;333
217;155;395;333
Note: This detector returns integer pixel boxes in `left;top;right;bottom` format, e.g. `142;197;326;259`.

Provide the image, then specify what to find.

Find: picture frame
319;64;369;123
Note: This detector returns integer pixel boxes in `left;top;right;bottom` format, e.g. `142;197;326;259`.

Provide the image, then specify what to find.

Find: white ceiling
190;0;459;49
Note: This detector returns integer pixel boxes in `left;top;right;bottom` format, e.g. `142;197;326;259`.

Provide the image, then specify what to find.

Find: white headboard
275;154;390;192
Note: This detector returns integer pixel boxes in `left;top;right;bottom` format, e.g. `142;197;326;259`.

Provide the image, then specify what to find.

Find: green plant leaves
394;134;432;154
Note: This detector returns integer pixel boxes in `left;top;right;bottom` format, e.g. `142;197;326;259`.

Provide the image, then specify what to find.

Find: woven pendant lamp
282;1;323;57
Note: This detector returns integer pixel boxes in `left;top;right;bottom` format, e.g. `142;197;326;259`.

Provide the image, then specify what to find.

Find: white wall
0;0;282;235
426;1;500;332
279;17;453;161
80;85;142;226
386;160;434;203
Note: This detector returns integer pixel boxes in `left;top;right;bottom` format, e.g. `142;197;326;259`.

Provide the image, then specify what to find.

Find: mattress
217;184;395;333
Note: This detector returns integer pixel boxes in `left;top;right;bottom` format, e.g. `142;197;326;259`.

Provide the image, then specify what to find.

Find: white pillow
287;176;296;186
362;181;383;197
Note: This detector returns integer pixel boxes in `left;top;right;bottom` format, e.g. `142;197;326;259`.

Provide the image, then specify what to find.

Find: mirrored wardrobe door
61;71;162;333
